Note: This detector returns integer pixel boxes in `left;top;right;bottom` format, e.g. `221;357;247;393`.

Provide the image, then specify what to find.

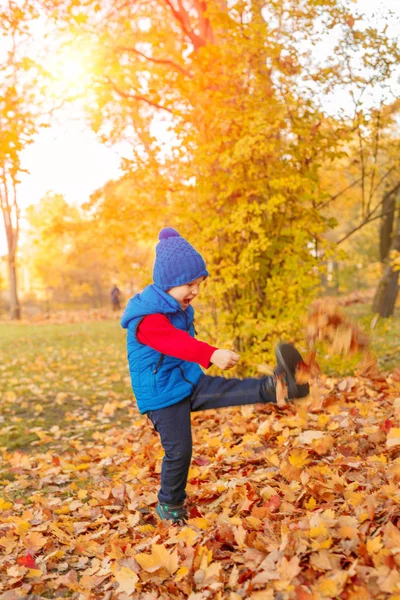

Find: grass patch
0;319;135;453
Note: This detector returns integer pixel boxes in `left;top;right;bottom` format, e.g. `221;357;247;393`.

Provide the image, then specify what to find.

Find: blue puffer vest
120;284;203;414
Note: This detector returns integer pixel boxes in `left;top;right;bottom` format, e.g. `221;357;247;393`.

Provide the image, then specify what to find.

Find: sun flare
45;45;92;99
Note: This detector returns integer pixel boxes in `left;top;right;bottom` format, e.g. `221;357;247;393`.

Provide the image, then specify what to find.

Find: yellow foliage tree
50;0;400;366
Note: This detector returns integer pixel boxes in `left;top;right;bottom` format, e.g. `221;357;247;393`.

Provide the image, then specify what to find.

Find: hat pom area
159;227;180;241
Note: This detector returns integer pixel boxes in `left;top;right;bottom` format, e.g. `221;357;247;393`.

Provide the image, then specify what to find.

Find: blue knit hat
153;227;208;290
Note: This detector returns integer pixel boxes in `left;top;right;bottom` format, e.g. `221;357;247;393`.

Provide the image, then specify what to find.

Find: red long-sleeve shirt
137;313;217;369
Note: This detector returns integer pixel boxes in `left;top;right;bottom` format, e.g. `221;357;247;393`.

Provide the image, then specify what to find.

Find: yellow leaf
27;569;43;578
189;517;209;530
305;497;317;510
175;566;189;582
318;577;339;597
135;544;179;574
176;527;198;546
0;498;12;511
245;516;263;530
267;453;280;467
136;524;155;533
75;463;90;471
317;414;330;427
55;505;70;515
77;490;88;500
14;519;30;535
346;492;364;507
367;535;383;554
387;428;400;449
309;524;328;539
114;566;139;594
288;449;310;468
34;430;52;443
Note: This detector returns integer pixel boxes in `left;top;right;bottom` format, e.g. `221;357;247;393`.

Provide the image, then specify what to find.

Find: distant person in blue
121;227;310;525
111;285;121;311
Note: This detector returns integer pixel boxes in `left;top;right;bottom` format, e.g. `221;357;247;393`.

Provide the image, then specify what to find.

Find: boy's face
167;276;206;310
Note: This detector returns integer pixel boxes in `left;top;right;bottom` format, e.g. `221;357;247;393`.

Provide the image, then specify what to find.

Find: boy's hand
210;349;240;370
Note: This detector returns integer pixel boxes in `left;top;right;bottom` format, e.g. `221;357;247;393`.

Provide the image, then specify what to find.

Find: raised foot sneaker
275;343;310;400
156;502;188;525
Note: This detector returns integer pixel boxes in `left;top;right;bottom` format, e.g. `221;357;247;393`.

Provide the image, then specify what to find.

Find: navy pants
147;373;275;506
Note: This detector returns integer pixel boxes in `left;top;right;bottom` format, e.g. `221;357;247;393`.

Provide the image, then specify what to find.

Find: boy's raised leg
190;374;275;411
191;343;309;412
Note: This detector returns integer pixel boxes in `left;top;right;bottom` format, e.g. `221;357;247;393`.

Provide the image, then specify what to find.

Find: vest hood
120;284;184;329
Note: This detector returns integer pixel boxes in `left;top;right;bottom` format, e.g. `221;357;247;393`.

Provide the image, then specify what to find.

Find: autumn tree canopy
39;0;399;359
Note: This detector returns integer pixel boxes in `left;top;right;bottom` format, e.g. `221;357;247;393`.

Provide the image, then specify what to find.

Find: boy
121;227;309;524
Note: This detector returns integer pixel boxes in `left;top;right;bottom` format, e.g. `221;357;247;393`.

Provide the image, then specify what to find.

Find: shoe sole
275;343;310;399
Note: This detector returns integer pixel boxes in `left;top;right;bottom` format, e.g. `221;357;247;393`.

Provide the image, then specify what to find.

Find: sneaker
275;343;310;399
156;502;188;525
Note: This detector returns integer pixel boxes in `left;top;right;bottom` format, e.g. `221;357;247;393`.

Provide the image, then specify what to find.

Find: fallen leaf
114;566;139;594
134;544;179;574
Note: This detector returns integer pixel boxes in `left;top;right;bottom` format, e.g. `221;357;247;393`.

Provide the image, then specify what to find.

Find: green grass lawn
0;319;134;453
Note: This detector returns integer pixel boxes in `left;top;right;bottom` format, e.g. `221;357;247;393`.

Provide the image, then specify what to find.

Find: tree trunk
372;209;400;317
8;250;21;320
380;187;396;261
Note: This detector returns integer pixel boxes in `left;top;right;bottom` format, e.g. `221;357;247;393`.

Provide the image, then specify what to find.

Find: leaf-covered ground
1;316;400;599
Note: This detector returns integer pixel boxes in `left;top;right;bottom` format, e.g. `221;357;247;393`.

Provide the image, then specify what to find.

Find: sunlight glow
45;45;92;99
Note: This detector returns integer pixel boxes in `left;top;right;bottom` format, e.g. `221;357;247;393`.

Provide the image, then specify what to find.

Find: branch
116;46;192;77
337;180;400;245
319;164;398;211
318;176;364;209
337;208;398;245
163;0;205;49
192;0;215;43
365;179;400;221
370;164;395;198
105;77;173;114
